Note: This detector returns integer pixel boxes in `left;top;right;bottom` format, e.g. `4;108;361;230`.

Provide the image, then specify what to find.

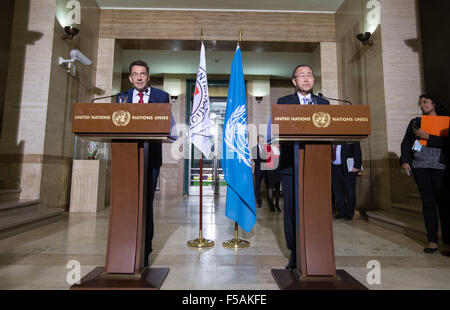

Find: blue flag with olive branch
221;46;257;233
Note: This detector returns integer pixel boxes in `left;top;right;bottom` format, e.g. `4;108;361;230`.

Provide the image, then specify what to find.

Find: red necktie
332;145;337;161
138;92;144;103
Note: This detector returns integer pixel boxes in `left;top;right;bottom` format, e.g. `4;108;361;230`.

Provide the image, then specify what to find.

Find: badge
412;139;422;152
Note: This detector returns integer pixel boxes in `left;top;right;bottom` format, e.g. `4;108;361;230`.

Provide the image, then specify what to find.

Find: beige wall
99;10;336;43
41;0;101;209
380;0;425;204
0;0;58;196
336;0;424;210
0;0;101;209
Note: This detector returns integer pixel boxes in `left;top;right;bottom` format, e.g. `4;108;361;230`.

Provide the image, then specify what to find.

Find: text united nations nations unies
182;294;267;307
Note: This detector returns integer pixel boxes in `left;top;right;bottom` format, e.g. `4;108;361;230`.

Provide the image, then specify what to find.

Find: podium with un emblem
70;102;173;290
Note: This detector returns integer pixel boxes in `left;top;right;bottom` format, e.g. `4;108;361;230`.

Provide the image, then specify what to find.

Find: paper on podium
420;115;450;146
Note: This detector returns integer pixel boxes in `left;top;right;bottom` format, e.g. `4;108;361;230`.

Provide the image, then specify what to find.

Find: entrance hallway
0;195;449;290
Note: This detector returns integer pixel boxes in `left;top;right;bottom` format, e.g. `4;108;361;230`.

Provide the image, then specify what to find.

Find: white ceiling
95;0;344;13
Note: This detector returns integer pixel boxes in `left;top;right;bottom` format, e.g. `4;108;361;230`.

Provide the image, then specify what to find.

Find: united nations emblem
112;110;131;127
312;112;331;128
224;105;252;168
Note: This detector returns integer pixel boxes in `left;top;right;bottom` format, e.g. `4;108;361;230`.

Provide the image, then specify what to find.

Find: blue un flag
221;46;257;233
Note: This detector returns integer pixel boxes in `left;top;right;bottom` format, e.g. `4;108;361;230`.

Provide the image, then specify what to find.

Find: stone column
0;0;56;198
320;42;339;101
380;0;424;203
94;38;116;101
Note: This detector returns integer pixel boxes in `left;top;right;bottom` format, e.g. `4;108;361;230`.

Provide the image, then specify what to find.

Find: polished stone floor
0;194;449;290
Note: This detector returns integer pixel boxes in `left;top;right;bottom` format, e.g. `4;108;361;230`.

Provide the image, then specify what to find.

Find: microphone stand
318;93;352;105
90;93;120;103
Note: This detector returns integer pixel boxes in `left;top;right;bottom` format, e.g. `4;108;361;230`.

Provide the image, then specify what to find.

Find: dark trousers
143;141;160;266
331;164;357;218
412;168;449;245
281;173;296;252
143;167;159;265
254;168;268;205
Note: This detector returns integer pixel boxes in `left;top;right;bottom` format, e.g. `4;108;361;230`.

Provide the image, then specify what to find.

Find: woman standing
265;142;282;213
400;94;450;256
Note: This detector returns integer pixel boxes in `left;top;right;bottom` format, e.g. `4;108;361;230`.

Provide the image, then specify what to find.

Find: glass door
185;81;228;196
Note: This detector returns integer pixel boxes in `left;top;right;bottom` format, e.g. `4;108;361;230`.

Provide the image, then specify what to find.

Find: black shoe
424;246;439;253
285;262;297;270
269;206;276;212
334;213;346;219
275;205;282;213
344;216;353;221
441;250;450;257
257;203;262;208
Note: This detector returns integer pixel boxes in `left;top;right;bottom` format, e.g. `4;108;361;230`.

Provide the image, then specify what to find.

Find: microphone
318;93;352;105
90;93;120;103
309;96;318;105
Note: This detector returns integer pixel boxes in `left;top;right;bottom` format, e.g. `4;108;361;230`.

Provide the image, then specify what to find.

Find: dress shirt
258;144;263;154
297;92;313;105
132;87;151;103
331;144;342;165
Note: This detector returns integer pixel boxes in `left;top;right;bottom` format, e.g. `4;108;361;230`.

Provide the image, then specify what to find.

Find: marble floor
0;194;449;290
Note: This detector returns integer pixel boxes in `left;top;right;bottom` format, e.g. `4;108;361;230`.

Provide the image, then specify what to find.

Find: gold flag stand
223;222;250;249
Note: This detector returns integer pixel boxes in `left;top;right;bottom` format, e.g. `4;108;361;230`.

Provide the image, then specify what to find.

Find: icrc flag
189;42;211;158
221;46;257;233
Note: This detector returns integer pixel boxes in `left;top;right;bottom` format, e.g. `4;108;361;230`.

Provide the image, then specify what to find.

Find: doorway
184;80;229;196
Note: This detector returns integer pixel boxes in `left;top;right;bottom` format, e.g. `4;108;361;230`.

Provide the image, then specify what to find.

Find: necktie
332;145;337;161
303;97;308;105
138;92;144;103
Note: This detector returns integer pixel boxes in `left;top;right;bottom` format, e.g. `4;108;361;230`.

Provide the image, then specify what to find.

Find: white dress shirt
132;87;151;103
297;92;313;105
332;144;342;165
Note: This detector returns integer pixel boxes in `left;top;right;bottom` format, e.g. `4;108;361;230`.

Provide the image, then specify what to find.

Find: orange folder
420;115;450;146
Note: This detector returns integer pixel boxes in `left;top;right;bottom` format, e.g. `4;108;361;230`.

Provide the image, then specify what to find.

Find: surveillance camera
58;49;92;67
70;49;92;66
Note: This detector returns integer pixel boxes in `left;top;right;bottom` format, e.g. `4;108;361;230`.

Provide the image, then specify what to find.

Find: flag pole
187;156;214;248
187;30;214;249
222;29;251;249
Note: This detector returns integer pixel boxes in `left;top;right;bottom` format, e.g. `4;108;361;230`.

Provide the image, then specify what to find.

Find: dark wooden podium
270;104;371;290
70;103;173;290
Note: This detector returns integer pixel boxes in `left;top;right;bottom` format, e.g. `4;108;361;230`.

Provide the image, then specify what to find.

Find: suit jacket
334;143;362;175
116;86;170;168
400;117;449;166
276;93;330;174
252;144;267;172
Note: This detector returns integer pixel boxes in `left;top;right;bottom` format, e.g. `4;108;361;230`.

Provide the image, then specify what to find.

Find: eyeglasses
295;74;314;80
131;72;148;78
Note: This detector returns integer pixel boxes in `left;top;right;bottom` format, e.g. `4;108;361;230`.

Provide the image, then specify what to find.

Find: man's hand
352;168;360;173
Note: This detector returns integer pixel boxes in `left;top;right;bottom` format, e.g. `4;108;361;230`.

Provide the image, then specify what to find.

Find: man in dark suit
116;60;169;267
276;64;330;270
252;135;269;210
331;143;362;221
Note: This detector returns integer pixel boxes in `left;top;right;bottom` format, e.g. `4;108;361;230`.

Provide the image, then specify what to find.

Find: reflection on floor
0;194;449;290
